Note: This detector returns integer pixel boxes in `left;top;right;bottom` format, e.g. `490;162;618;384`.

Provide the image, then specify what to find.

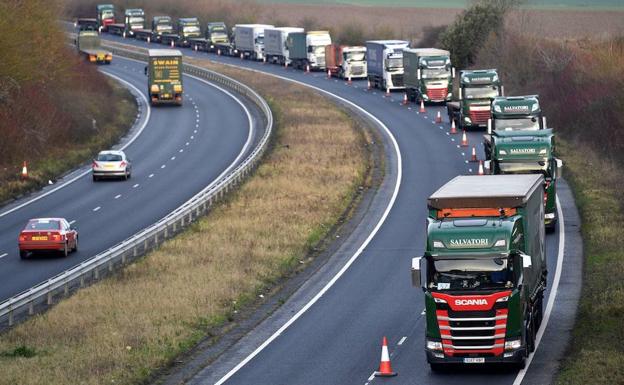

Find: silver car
92;150;132;181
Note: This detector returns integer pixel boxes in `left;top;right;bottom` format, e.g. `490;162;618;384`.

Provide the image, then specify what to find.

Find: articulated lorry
75;18;99;32
134;16;174;43
366;40;409;91
159;18;201;48
286;31;332;70
146;49;183;106
447;69;502;130
188;22;230;52
76;30;112;64
265;27;304;65
96;4;115;32
325;44;367;79
234;24;274;61
412;174;546;370
107;8;145;38
403;48;454;103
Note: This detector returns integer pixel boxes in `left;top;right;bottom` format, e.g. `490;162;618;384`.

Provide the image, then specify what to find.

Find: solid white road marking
194;129;198;133
93;206;101;212
114;194;122;199
398;336;407;346
190;135;195;139
0;253;8;259
513;195;565;385
0;72;151;219
186;142;190;146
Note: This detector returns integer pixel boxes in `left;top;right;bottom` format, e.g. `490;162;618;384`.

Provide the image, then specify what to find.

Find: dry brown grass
0;56;368;385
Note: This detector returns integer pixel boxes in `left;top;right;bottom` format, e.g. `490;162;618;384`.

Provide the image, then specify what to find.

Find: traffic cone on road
470;146;478;162
435;111;442;124
478;160;485;175
374;336;397;377
419;100;426;113
306;64;310;73
461;130;468;147
367;79;372;90
450;119;458;134
385;87;390;97
402;93;408;105
21;161;28;180
217;48;221;56
348;75;352;85
170;40;175;48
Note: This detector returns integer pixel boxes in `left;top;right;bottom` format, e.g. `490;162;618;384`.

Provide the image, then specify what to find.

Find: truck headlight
539;149;547;154
498;149;507;155
422;94;429;101
494;239;506;247
150;85;160;93
495;295;509;302
494;105;501;113
464;117;472;123
173;84;182;93
505;338;522;351
427;340;443;351
433;241;444;248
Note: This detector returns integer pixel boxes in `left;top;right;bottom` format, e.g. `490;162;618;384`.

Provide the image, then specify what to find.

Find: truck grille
469;107;491;125
351;65;365;76
436;308;507;356
426;87;448;102
391;74;404;87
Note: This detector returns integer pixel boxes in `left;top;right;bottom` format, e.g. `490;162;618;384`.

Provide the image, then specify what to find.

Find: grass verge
0;79;136;206
0;60;370;385
555;139;624;384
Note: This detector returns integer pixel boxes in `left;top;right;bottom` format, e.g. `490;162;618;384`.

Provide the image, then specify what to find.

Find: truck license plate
464;357;485;364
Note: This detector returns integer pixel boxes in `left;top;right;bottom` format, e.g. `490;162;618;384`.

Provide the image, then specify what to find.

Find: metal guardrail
0;44;273;328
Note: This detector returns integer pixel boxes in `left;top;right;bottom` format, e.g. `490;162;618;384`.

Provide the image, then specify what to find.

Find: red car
18;218;78;259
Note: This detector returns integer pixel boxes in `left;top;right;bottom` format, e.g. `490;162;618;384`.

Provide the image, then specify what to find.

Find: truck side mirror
451;67;456;78
521;253;532;269
500;85;505;96
556;158;563;169
417;69;421;80
542;116;547;129
411;257;423;288
458;88;462;101
487;118;492;134
484;160;491;170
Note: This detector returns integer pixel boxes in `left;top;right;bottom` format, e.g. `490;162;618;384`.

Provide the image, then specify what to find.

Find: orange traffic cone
170;40;175;48
419;100;426;113
385;87;390;97
478;160;485;175
402;93;408;105
375;336;397;377
21;161;28;179
327;69;331;79
435;111;442;124
306;64;310;73
367;80;372;90
450;119;458;134
461;130;468;147
471;146;478;162
347;75;352;85
217;48;221;56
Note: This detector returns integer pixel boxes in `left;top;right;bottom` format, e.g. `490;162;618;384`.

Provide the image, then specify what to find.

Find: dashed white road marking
398;336;408;346
194;129;198;133
93;206;101;212
161;165;166;169
133;183;139;188
190;135;195;139
179;149;184;153
185;142;190;146
114;194;122;199
171;156;176;160
0;253;7;259
149;174;154;178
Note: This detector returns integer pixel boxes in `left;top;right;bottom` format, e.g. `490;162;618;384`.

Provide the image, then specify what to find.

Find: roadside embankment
0;57;372;384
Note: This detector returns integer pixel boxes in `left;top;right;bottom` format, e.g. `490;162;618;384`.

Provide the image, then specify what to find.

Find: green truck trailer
411;174;546;370
146;49;183;106
75;30;112;64
447;69;503;130
403;48;454;103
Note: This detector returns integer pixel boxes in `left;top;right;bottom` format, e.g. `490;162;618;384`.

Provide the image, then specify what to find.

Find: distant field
258;0;624;10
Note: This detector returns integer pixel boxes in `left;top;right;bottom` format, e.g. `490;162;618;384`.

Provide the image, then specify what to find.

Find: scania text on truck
483;95;546;161
146;49;183;106
366;40;409;91
325;45;367;79
484;130;562;231
96;4;115;32
188;22;230;52
411;174;546;370
403;48;454;103
234;24;274;61
76;30;112;64
108;8;145;38
447;69;502;130
265;27;304;65
286;31;332;70
134;16;174;43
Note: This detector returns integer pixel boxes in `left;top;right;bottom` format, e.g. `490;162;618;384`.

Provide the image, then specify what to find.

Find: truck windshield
429;256;515;291
494;117;540;131
256;36;265;44
156;24;172;31
211;27;226;34
422;68;450;79
182;26;200;34
345;52;366;62
102;10;114;19
464;86;499;99
385;57;403;69
128;17;144;24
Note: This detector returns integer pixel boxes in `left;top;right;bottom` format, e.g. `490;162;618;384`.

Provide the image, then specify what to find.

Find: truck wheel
430;363;445;373
526;318;536;353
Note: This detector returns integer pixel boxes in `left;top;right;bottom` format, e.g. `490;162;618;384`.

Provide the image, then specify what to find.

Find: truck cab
412;175;546;370
447;69;502;130
176;18;202;47
146;49;183;106
207;22;230;48
325;45;367;79
235;24;275;61
96;4;115;32
366;40;409;91
403;48;454;103
122;8;145;38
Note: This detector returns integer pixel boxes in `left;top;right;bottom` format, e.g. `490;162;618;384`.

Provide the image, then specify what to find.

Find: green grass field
257;0;624;10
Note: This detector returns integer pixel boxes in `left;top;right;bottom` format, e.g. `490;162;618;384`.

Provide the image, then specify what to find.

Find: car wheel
20;250;28;259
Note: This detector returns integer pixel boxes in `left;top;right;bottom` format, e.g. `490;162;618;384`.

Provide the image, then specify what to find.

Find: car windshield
495;117;540;131
422;67;450;79
345;52;366;62
464;86;499;99
429;256;515;291
385;57;403;69
183;26;200;34
98;153;122;162
26;220;60;230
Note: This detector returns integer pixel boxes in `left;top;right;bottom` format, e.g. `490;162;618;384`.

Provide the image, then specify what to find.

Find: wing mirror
556;158;563;169
521;253;532;269
483;160;491;171
417;68;421;80
411;257;424;289
487;118;492;134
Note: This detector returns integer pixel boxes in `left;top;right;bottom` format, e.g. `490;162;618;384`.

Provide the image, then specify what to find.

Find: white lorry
366;40;409;91
234;24;274;61
287;31;332;71
264;27;305;65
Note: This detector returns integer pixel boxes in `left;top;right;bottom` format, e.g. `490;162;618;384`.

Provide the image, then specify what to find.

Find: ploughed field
258;0;624;9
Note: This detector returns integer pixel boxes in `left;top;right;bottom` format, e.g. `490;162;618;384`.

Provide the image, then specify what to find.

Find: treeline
0;0;128;200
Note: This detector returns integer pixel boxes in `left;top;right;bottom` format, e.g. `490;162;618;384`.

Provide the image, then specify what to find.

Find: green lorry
189;22;230;52
96;4;115;32
146;49;183;106
403;48;454;103
447;69;503;130
411;174;546;370
160;18;202;48
76;30;112;64
107;8;145;38
134;16;174;43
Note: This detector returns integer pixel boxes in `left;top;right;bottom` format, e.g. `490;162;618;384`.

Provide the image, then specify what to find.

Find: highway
0;55;263;302
70;32;582;385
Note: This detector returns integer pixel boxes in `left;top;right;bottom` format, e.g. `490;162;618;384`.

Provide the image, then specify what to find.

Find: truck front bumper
426;347;526;365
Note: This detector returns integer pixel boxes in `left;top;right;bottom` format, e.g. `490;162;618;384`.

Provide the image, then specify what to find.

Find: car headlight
427;340;443;351
505;338;522;351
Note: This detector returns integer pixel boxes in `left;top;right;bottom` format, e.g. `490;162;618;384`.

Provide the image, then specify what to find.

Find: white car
92;150;132;181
